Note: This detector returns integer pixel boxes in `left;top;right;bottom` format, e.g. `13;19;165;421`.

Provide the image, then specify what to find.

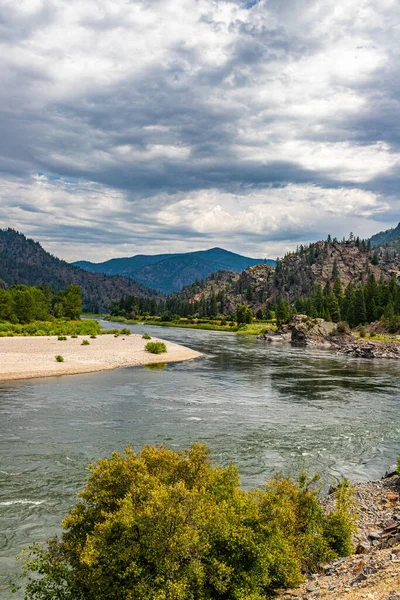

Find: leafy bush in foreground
55;355;64;362
145;340;167;354
81;339;90;346
142;333;151;340
20;444;355;600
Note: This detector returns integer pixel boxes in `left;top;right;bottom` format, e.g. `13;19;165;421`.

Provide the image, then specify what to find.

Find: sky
0;0;399;262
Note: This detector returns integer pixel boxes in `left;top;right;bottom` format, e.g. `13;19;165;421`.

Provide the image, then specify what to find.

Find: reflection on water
1;320;399;596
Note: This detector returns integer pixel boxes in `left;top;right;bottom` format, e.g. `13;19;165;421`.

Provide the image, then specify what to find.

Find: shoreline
278;470;400;600
0;334;202;382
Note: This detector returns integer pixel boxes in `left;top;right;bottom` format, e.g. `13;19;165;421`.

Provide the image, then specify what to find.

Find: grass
81;339;90;346
145;341;167;354
0;319;101;337
354;332;400;343
105;316;277;336
58;335;67;341
55;355;64;362
142;333;151;340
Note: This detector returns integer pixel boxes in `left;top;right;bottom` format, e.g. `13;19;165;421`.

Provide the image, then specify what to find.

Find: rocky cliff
175;240;400;314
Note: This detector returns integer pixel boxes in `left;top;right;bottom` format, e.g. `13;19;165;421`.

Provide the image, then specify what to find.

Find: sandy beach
0;334;201;382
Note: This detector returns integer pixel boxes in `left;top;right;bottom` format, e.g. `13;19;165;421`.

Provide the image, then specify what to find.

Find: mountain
174;239;400;314
0;229;160;312
370;222;400;249
73;248;275;294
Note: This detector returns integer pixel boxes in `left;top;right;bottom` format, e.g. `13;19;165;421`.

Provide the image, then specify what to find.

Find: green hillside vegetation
73;247;274;294
19;443;355;600
283;273;400;331
0;284;101;336
370;221;400;249
0;228;160;312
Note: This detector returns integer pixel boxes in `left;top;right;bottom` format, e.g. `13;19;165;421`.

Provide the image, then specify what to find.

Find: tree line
110;291;229;321
275;273;400;331
0;284;82;323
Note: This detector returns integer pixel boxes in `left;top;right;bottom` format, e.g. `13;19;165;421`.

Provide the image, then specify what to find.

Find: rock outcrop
260;315;350;348
290;315;337;346
174;239;400;314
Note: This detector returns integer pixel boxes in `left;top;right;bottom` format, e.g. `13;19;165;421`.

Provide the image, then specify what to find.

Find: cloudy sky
1;0;399;262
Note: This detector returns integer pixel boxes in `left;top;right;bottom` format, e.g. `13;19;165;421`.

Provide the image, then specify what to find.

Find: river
1;321;399;596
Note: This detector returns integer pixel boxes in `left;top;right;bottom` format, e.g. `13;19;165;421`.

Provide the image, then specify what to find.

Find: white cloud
0;0;399;260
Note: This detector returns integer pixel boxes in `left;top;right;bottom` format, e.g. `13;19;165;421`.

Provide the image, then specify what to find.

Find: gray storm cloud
0;0;399;261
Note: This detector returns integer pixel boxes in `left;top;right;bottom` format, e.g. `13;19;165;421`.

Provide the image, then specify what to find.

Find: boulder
290;315;337;347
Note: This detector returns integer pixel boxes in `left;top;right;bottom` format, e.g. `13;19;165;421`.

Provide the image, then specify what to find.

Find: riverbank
104;316;275;336
0;334;201;382
278;470;400;600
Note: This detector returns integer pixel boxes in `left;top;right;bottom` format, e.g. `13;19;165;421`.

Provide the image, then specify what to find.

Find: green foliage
120;328;131;335
0;319;100;337
62;285;82;320
295;274;400;330
89;334;97;339
142;333;152;340
236;304;254;325
55;355;64;362
58;335;67;341
81;339;90;346
0;284;84;324
145;341;167;354
20;444;356;600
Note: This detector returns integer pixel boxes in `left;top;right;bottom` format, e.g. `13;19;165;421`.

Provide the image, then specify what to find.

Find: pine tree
354;287;367;326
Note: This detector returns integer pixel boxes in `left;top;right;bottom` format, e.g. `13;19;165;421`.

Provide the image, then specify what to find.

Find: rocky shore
340;342;400;360
278;468;400;600
259;315;400;359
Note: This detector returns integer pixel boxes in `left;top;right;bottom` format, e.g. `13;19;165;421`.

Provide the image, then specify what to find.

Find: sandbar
0;334;201;382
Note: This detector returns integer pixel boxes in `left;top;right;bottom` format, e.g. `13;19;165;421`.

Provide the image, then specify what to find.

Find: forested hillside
0;229;160;311
370;221;400;249
168;236;400;323
74;247;273;294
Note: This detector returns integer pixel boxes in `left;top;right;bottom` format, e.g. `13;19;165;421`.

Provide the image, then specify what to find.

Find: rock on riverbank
340;341;400;360
259;315;352;347
259;315;400;359
278;471;400;600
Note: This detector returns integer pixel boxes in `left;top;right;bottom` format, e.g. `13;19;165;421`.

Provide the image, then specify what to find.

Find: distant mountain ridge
370;222;400;249
73;248;275;294
0;229;160;311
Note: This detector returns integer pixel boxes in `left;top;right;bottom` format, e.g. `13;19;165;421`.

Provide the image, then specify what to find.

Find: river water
1;321;399;596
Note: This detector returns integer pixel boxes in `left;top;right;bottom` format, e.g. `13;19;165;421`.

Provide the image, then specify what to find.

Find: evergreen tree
354;287;367;326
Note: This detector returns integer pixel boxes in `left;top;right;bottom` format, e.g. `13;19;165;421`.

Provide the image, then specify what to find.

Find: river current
1;321;399;596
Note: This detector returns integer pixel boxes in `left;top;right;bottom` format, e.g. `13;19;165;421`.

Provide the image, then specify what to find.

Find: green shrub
358;326;367;338
90;334;97;339
142;333;151;340
120;328;131;335
55;355;64;362
114;333;120;337
370;330;377;337
336;321;350;335
20;444;356;599
81;339;90;346
57;335;67;341
145;341;167;354
71;334;78;339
